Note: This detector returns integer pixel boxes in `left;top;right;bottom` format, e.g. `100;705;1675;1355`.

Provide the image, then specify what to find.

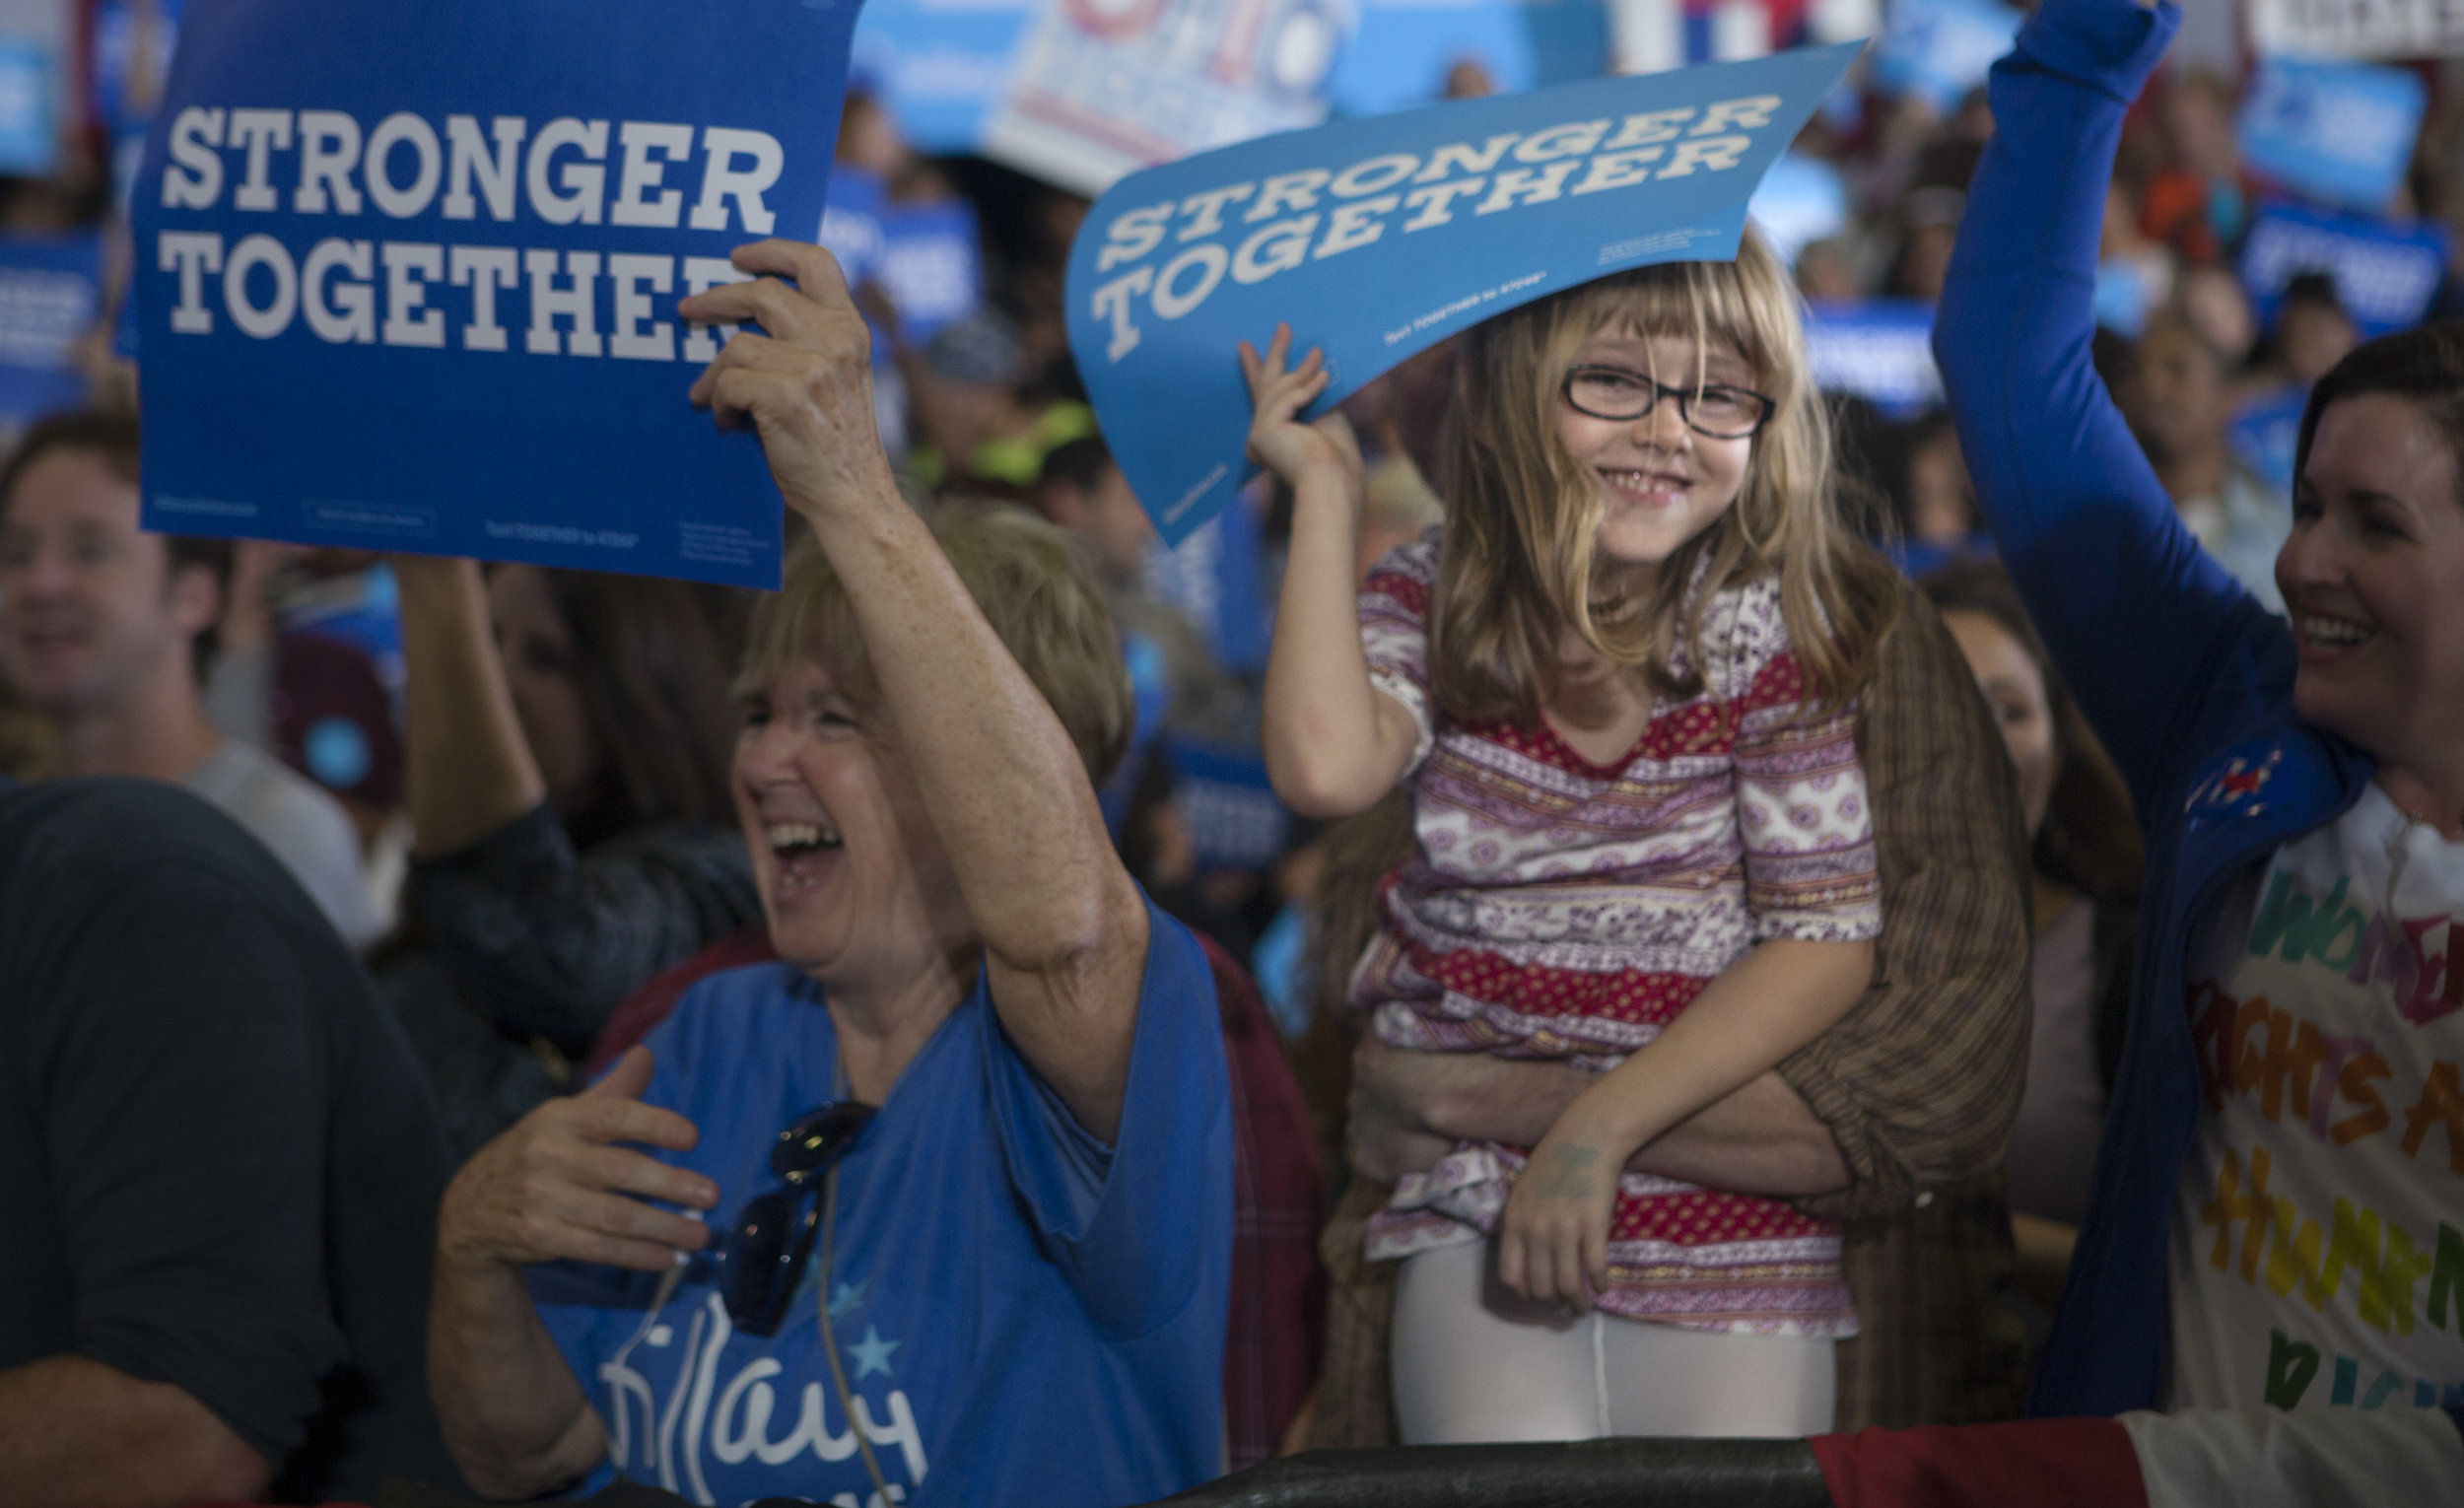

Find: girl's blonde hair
1430;230;1899;722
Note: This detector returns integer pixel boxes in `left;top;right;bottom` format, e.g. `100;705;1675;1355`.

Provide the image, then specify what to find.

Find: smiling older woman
426;241;1232;1508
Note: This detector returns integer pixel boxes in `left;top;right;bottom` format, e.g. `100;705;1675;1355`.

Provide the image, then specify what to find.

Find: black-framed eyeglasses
719;1100;876;1337
1560;365;1776;439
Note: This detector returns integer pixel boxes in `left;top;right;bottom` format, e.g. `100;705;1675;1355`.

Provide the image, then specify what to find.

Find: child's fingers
1529;1238;1562;1305
1520;1235;1553;1304
1267;321;1292;368
1257;383;1304;430
1496;1230;1528;1297
1261;367;1329;424
1552;1232;1590;1313
1262;367;1330;425
1237;340;1260;386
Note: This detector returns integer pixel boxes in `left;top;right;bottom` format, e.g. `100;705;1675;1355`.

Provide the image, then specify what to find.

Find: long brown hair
1922;560;2143;905
1430;231;1900;722
538;569;745;835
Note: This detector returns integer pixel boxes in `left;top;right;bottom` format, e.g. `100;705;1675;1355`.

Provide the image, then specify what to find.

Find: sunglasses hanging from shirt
722;1098;876;1336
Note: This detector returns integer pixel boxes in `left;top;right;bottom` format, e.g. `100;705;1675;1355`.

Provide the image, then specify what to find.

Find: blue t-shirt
531;901;1231;1507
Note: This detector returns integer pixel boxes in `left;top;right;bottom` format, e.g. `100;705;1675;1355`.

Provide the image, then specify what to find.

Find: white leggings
1391;1240;1837;1444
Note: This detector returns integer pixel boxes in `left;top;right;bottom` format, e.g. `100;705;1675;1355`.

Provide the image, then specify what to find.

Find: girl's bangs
1561;260;1786;395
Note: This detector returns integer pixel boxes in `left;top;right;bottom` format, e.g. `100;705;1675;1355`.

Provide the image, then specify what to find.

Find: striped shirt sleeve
1358;531;1441;777
1732;633;1883;945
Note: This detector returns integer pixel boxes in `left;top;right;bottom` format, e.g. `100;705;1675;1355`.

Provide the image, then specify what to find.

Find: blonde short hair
736;502;1134;786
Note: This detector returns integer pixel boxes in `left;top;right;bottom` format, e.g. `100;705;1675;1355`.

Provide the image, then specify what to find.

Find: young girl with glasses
1247;234;1901;1440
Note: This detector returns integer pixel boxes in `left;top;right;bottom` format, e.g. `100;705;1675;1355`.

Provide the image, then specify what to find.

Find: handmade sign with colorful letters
131;0;864;588
1065;43;1861;546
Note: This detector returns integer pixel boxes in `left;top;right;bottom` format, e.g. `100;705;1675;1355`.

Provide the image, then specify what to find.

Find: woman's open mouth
765;820;843;896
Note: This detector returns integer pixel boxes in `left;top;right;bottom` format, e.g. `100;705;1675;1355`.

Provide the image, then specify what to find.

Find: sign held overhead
132;0;864;588
1065;43;1862;546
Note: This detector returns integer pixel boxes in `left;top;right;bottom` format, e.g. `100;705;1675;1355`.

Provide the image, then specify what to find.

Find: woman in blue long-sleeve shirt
1936;0;2464;1419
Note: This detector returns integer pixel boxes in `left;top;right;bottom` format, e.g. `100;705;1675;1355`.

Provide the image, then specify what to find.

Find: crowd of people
3;0;2462;1502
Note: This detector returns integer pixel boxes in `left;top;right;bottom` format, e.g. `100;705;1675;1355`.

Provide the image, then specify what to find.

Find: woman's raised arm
1933;0;2282;814
680;240;1149;1139
394;555;548;859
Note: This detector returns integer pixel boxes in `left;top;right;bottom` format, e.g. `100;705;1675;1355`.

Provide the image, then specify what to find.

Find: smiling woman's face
1552;326;1756;580
1942;607;2060;840
2278;392;2464;782
731;654;973;992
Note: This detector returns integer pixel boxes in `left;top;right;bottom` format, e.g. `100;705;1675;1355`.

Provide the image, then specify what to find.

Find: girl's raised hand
1497;1127;1620;1312
1239;322;1355;493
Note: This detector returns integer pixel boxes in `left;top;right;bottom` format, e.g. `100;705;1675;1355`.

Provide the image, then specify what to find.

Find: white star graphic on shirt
847;1324;900;1379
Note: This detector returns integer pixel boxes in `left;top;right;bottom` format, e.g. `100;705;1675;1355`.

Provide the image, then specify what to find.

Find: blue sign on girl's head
1063;44;1863;548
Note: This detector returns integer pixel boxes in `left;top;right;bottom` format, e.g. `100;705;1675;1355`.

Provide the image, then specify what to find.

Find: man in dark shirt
0;778;463;1503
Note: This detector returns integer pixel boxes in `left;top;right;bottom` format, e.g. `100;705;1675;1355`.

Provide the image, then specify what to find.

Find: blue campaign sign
2229;385;2306;495
96;0;183;233
1066;43;1861;547
0;30;58;176
2236;54;2425;216
1165;732;1290;870
818;171;981;354
1145;484;1269;673
817;165;898;365
0;232;102;432
1871;0;2018;115
849;0;1035;155
818;165;887;289
1329;0;1609;118
130;0;864;589
1746;152;1845;267
875;195;981;344
2238;198;2448;337
1802;298;1940;415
